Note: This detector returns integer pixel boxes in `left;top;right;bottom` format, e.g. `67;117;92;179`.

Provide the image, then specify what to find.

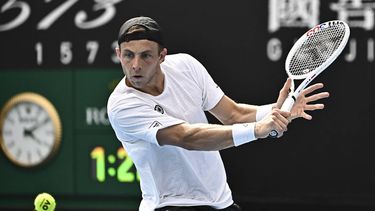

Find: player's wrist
256;104;273;121
232;123;257;146
254;122;262;139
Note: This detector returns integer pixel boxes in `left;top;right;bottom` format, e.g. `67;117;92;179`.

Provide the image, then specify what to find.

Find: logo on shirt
154;105;164;114
149;121;162;128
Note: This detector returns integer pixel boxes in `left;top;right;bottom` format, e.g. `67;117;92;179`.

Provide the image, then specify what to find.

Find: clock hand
24;129;42;145
24;128;51;147
28;117;50;132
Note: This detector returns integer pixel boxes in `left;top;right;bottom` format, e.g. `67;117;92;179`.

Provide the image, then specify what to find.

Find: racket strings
289;24;346;76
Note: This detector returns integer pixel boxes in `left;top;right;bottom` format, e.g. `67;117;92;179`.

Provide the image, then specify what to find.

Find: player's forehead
120;39;159;53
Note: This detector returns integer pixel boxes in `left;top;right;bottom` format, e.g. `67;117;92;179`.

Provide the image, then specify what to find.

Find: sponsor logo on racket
307;23;329;37
306;21;344;37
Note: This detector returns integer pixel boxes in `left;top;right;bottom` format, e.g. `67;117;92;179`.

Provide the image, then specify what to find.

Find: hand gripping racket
269;20;350;138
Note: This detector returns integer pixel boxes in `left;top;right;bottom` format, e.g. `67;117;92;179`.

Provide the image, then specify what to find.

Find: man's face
116;40;166;90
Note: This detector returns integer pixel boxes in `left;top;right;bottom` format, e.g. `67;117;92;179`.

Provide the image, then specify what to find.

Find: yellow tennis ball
34;193;56;211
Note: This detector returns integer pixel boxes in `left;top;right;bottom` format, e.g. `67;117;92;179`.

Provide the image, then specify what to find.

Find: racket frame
270;20;350;137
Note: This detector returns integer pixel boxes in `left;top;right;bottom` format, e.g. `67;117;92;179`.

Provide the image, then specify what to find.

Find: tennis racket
269;20;350;138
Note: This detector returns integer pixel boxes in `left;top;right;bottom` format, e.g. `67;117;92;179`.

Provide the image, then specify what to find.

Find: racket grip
268;97;295;138
280;96;295;112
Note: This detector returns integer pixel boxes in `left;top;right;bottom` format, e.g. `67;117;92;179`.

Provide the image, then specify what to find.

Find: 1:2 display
90;146;140;183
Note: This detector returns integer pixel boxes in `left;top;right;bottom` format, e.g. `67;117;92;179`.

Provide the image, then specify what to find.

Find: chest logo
154;105;164;114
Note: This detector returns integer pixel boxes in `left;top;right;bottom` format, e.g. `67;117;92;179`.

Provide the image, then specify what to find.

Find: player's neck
144;74;165;96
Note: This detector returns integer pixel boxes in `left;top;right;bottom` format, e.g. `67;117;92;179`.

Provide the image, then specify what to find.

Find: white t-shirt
107;53;233;211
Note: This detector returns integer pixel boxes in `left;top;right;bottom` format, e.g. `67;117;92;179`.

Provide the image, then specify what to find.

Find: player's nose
132;56;142;71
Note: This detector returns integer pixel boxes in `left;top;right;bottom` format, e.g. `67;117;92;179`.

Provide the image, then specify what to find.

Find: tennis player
107;16;329;211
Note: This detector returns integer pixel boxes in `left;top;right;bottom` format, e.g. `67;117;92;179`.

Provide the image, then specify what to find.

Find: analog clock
0;92;62;167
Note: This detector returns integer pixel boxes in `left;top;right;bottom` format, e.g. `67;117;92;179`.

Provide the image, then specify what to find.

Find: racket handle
280;96;295;112
269;96;295;138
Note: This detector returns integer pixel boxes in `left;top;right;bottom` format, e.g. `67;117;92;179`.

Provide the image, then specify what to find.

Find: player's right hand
254;109;290;138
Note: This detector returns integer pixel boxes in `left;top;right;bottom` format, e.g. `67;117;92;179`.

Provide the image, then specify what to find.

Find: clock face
0;93;62;167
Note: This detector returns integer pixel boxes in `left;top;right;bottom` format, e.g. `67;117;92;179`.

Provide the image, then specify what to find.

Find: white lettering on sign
86;107;109;126
268;0;320;32
0;0;124;31
330;0;375;31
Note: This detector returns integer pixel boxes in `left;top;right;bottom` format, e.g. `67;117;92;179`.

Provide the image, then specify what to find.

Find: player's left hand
289;83;329;121
275;78;292;109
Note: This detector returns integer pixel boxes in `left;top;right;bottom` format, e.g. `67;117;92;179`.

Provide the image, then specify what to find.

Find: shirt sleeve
109;100;184;146
182;54;224;111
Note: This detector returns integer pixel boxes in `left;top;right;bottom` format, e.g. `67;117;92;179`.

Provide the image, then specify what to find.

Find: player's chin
129;79;145;88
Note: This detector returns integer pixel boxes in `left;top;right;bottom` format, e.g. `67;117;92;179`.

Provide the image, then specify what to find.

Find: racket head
285;20;350;80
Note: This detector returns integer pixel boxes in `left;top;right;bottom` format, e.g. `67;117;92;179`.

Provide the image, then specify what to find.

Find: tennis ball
34;192;56;211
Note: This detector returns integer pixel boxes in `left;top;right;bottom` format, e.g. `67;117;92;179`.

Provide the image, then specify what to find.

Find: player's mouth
131;75;143;82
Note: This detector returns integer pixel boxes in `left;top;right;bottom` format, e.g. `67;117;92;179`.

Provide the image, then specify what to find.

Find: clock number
6;140;15;149
27;151;32;163
90;146;106;182
16;148;22;159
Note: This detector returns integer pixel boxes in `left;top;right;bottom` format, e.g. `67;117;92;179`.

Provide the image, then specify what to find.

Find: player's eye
141;53;152;59
123;52;134;59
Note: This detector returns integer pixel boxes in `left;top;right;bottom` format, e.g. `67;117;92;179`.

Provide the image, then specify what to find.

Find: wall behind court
0;0;374;210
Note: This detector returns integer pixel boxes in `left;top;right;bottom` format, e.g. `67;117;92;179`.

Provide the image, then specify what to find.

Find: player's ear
115;47;121;60
159;47;167;63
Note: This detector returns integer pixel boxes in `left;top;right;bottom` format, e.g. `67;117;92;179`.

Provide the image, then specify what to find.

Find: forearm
157;123;256;151
213;103;258;125
180;123;234;151
210;96;275;125
232;103;258;123
224;103;275;124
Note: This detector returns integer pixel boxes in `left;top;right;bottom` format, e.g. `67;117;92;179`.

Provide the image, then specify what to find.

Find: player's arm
157;123;234;151
208;79;294;125
156;108;290;151
210;78;329;124
208;95;273;125
156;80;328;150
155;81;291;150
